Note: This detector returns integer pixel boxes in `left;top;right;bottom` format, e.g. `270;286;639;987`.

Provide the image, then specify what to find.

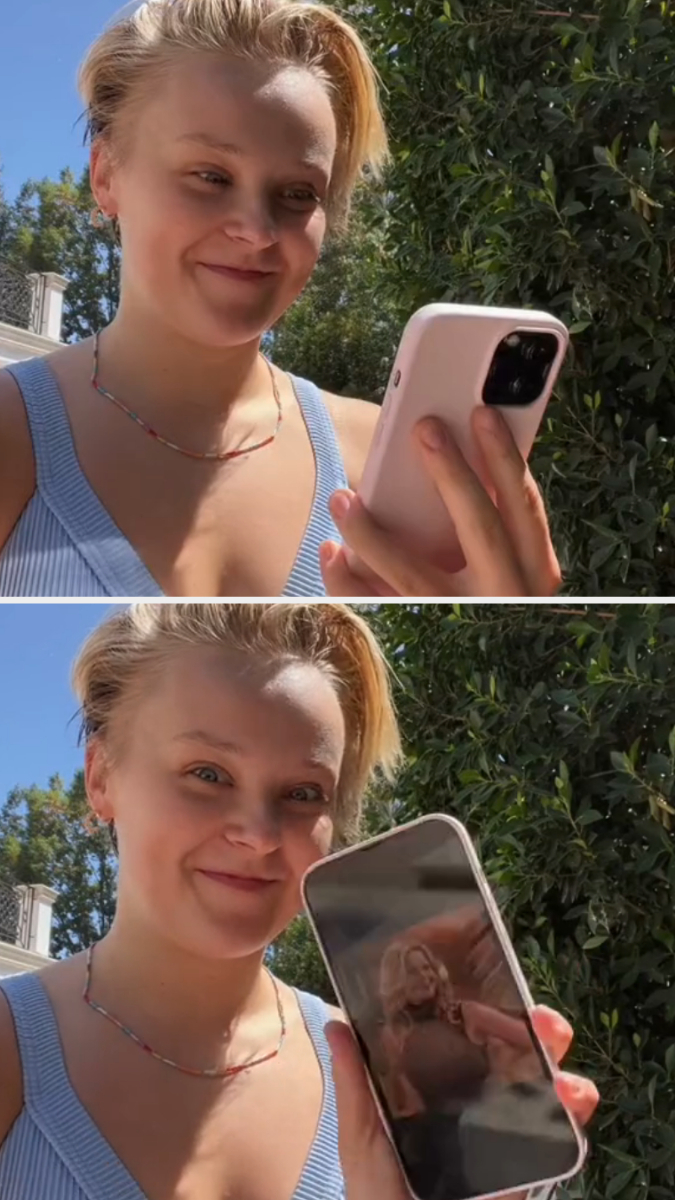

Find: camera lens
482;331;559;407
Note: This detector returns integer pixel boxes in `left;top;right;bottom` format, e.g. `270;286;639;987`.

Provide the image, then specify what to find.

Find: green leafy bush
341;0;675;593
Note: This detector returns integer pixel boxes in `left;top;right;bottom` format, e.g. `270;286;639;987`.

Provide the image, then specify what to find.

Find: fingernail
331;492;352;521
320;542;338;568
419;417;447;449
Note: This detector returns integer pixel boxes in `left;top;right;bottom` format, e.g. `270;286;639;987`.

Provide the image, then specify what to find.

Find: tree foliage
0;167;120;342
0;771;116;956
340;0;675;594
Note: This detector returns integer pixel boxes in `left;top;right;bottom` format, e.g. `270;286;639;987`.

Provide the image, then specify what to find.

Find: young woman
0;0;562;599
0;603;597;1200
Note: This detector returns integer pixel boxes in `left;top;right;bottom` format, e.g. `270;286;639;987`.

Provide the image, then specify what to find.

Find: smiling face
86;645;345;960
404;947;440;1006
91;51;337;346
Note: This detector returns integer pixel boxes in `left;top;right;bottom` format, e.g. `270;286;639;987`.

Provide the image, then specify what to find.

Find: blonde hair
379;941;458;1027
78;0;389;231
73;602;402;842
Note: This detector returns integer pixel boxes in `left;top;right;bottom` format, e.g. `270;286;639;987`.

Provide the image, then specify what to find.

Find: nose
220;792;282;856
220;188;278;250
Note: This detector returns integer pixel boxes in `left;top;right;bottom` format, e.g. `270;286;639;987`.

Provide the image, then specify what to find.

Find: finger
319;541;394;598
328;491;462;597
325;1020;405;1195
530;1005;574;1064
402;907;488;952
472;408;562;595
463;1002;535;1050
325;1021;381;1150
555;1071;600;1128
415;419;527;595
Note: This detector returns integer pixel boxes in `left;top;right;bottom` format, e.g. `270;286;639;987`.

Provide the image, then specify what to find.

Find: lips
197;869;280;892
199;263;274;282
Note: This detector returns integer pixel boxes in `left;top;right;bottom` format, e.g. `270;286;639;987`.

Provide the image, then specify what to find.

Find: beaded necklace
83;942;286;1079
91;331;283;462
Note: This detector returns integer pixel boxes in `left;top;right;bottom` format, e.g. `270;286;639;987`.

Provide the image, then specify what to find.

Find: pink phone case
348;303;568;576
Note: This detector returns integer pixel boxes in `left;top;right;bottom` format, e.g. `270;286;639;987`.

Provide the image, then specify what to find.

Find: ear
89;139;118;218
84;737;116;825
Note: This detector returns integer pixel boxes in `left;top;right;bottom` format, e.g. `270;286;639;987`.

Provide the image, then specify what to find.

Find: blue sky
0;604;119;802
0;0;131;202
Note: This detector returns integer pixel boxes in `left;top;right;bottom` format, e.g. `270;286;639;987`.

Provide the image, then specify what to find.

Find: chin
177;274;291;348
175;915;276;961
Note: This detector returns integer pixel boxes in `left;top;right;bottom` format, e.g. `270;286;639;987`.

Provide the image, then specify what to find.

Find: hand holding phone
321;304;566;598
303;815;597;1200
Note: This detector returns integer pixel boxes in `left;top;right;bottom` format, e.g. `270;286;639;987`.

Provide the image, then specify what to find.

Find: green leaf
606;1169;636;1197
593;145;615;167
590;543;617;571
562;200;586;217
645;424;658;453
583;935;609;949
578;809;604;826
610;750;633;774
649;121;659;152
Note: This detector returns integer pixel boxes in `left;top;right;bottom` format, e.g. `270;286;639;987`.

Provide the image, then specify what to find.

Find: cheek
281;213;325;281
283;811;334;881
122;173;201;271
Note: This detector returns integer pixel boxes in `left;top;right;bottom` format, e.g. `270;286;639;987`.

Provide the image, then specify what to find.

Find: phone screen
303;818;582;1200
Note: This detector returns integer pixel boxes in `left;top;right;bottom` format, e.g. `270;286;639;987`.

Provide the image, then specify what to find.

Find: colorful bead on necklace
91;331;283;462
82;942;286;1079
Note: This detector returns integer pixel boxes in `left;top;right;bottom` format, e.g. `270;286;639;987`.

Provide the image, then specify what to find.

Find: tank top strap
5;359;162;597
0;972;146;1200
285;375;347;597
5;358;82;501
0;971;70;1115
292;988;345;1200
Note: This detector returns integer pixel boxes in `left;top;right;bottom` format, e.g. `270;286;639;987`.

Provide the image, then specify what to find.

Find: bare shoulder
322;392;381;491
0;364;36;553
0;985;23;1145
326;1002;346;1024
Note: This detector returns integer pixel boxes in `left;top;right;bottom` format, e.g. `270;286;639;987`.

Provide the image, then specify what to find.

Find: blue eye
282;188;320;208
195;171;229;187
286;784;326;805
190;765;227;785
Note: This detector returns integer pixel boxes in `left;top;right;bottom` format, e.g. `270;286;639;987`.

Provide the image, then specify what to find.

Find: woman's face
87;646;345;960
92;52;337;346
404;948;439;1005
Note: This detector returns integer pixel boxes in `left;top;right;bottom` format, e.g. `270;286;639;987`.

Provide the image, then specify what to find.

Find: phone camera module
482;331;559;407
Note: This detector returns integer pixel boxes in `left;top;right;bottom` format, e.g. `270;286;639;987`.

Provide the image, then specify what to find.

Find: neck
98;301;271;435
88;918;276;1062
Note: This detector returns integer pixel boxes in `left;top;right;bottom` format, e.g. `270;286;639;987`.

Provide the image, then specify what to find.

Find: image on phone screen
304;818;582;1200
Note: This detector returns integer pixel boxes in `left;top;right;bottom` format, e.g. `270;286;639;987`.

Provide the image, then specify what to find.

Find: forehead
130;645;346;762
133;51;337;171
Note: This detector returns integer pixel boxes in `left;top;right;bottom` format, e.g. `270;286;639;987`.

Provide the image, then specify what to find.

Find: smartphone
302;814;586;1200
347;304;568;577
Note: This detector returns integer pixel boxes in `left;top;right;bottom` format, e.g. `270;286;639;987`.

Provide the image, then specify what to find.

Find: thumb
325;1021;409;1200
325;1021;381;1162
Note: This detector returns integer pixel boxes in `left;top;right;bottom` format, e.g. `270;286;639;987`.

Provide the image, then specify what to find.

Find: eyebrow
177;133;245;155
174;730;338;774
177;132;329;177
174;729;244;754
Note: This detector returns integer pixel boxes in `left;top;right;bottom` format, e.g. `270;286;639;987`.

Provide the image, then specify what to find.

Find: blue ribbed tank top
0;971;345;1200
0;358;347;597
